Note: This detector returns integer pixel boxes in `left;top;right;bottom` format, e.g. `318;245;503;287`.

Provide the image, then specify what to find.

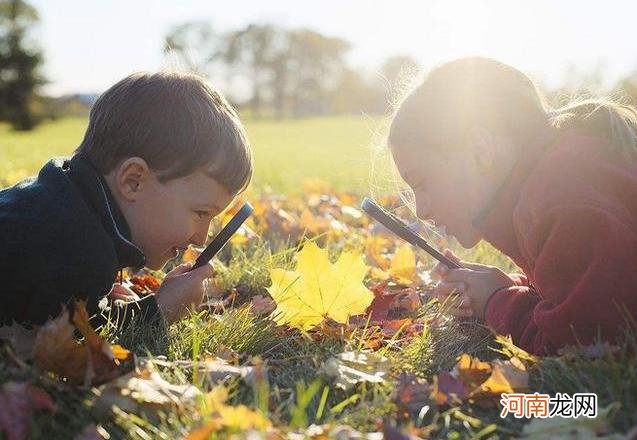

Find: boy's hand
431;249;515;320
154;263;214;323
108;283;141;302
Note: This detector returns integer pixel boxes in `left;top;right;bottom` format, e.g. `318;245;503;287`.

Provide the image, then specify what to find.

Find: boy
0;71;252;327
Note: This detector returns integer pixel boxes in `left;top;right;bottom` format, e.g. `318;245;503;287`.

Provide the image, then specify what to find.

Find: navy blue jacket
0;154;160;326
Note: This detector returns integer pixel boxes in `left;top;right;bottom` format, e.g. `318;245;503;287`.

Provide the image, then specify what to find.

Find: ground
0;116;635;439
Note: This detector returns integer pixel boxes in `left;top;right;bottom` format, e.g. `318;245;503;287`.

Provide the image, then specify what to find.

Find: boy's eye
194;211;211;219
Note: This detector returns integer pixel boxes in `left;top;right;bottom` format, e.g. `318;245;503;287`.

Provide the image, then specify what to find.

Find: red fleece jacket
472;130;637;355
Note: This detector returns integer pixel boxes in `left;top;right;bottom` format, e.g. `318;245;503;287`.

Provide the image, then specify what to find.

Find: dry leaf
389;244;418;285
267;241;373;330
250;295;276;316
432;372;468;405
94;365;201;421
185;386;271;438
394;373;432;416
522;403;621;439
32;306;90;384
0;322;37;360
0;382;56;440
456;353;492;389
366;281;399;321
32;300;131;385
323;351;390;390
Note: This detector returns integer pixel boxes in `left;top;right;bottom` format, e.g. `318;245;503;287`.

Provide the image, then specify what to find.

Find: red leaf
434;372;468;406
365;281;400;321
380;318;414;338
0;382;56;440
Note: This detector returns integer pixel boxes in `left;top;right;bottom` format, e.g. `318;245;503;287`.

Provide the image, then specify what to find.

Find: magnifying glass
361;197;461;269
189;202;254;271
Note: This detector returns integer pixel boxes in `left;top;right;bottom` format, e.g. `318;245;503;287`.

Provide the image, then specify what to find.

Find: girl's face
390;130;513;248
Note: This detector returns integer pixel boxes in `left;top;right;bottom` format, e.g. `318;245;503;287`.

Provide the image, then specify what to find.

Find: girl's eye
195;211;210;219
415;180;427;192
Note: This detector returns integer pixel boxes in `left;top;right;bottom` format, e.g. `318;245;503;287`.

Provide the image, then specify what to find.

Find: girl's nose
415;194;433;221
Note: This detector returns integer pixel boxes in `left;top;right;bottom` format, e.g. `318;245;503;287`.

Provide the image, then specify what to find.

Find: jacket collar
471;128;558;268
65;154;146;269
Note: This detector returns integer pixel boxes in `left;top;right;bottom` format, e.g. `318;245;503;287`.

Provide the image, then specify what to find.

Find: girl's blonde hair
388;57;637;160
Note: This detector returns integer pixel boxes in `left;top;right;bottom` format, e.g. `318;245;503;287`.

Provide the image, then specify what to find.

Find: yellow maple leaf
389;244;417;285
267;241;374;330
367;242;418;285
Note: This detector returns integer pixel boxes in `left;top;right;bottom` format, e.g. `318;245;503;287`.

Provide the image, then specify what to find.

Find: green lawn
0;115;377;194
2;114;637;439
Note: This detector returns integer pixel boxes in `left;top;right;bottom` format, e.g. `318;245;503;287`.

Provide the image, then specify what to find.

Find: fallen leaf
250;295;276;316
267;241;373;330
456;353;492;389
185;386;271;438
366;281;399;321
522;403;621;439
94;364;201;421
366;283;421;322
323;351;390;390
389;244;418;285
128;274;160;295
0;322;37;360
380;319;414;338
433;372;468;406
0;382;56;440
169;358;267;388
394;373;432;416
33;301;131;385
32;307;90;384
365;235;392;270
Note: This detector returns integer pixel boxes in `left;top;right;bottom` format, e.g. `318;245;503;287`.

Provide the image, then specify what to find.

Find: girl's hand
431;249;516;320
154;263;214;323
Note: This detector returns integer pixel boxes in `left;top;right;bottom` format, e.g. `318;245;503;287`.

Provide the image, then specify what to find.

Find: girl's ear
466;125;496;175
115;157;151;201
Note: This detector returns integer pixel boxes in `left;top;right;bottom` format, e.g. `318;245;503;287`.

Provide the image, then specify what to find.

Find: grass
2;234;635;439
1;116;636;438
0;115;376;194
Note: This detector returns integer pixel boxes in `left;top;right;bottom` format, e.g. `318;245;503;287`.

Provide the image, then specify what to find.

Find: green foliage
0;0;44;130
0;115;374;192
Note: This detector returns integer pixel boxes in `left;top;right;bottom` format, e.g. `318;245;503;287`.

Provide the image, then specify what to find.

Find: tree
0;0;44;130
224;24;288;118
285;29;350;117
164;21;222;76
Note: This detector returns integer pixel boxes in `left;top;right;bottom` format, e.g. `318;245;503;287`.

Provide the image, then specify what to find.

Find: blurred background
1;0;637;192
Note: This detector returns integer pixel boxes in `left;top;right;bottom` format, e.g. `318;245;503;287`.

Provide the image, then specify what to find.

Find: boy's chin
145;256;169;271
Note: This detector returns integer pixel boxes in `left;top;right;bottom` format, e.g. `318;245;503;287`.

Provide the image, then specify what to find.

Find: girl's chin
456;231;481;249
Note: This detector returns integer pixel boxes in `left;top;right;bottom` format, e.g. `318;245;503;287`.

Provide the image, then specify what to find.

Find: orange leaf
32;301;131;386
33;307;90;384
456;353;492;389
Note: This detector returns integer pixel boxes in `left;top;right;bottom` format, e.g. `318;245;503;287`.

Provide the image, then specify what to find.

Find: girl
386;57;637;355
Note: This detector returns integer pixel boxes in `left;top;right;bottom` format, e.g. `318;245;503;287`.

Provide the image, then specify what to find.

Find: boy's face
105;158;234;270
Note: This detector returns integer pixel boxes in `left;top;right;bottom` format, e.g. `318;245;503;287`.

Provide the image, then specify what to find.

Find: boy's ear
115;157;151;201
466;125;496;175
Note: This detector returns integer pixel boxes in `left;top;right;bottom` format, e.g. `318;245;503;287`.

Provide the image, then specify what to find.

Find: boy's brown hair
75;71;252;194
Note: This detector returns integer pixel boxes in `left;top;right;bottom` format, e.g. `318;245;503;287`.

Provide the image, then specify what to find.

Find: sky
29;0;637;96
